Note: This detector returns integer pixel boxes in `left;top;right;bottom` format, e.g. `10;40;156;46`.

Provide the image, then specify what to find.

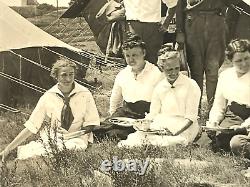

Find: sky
37;0;71;7
0;0;71;7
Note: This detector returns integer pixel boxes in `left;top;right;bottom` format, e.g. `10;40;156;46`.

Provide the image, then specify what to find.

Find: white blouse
24;82;100;143
209;67;250;126
148;73;201;122
109;61;162;115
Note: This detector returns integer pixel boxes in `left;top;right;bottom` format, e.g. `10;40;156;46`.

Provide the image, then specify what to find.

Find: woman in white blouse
0;58;100;161
119;49;201;147
105;32;162;140
206;39;250;156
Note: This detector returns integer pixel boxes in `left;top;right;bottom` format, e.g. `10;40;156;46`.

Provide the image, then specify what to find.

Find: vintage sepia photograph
0;0;250;186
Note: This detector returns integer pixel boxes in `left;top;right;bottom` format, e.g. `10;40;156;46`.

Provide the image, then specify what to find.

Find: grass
0;9;249;187
1;62;250;186
1;122;250;186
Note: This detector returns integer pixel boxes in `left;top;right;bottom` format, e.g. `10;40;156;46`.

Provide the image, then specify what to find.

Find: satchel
96;0;125;22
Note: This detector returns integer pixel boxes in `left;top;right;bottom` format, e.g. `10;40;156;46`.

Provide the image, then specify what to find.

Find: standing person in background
175;0;242;109
123;0;178;65
0;58;100;161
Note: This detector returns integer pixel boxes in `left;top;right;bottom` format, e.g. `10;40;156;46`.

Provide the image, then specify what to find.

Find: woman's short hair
50;58;77;79
122;32;146;50
157;44;180;68
226;39;250;61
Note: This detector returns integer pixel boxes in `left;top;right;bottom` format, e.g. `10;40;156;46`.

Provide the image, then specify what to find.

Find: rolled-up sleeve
24;95;47;134
109;75;123;115
147;88;162;120
209;75;228;124
184;80;201;122
162;0;178;8
83;91;100;127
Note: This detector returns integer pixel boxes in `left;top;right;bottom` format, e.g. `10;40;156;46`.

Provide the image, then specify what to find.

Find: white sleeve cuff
162;0;177;8
24;121;39;134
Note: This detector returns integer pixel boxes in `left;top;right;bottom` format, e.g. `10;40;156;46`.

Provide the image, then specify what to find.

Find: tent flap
0;1;81;52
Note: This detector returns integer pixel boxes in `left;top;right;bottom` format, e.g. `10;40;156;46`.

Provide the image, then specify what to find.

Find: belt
123;100;150;118
228;101;250;120
186;9;224;16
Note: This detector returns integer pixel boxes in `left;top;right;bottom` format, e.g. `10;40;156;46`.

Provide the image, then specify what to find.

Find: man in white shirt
123;0;177;64
206;39;250;156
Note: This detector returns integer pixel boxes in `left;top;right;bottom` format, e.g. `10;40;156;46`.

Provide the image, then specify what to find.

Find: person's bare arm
173;118;193;136
0;128;33;161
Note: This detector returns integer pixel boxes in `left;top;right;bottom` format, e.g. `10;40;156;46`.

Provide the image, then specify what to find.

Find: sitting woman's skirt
17;131;89;160
118;115;199;147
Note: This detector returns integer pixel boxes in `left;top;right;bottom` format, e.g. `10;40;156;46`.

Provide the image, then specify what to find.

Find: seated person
0;58;100;161
206;39;250;156
118;49;201;147
99;33;162;140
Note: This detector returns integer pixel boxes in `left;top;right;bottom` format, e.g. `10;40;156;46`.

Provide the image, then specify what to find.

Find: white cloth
148;73;201;122
123;0;177;22
17;138;87;160
118;131;187;147
209;67;250;127
119;73;201;147
109;61;162;115
18;82;100;159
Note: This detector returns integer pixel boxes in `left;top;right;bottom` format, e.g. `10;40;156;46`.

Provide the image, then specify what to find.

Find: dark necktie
57;93;75;130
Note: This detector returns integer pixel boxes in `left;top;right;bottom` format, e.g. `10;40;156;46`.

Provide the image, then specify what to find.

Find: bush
11;3;57;18
11;6;37;18
36;3;56;15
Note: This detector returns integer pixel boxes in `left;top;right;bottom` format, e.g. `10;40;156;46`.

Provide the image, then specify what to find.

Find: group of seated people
0;34;249;161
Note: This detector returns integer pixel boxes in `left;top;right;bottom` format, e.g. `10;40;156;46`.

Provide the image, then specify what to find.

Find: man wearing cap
176;0;242;108
123;0;178;65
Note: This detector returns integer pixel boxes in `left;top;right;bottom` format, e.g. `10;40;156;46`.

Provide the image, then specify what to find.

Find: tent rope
0;71;46;94
68;32;85;44
42;47;122;82
10;50;51;71
1;54;5;72
0;104;30;116
38;48;42;65
19;54;22;79
8;51;97;91
75;48;125;68
43;17;125;68
44;17;62;32
231;4;250;17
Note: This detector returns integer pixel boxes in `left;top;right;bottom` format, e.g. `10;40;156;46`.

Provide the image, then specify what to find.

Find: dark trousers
94;101;150;141
127;21;163;65
185;13;227;106
211;102;250;152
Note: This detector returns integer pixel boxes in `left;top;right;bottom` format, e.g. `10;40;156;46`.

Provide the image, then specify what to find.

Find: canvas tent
0;1;91;106
226;0;250;41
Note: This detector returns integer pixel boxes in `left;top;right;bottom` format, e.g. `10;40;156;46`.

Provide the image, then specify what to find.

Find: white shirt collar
163;72;187;88
47;81;89;97
127;60;152;77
